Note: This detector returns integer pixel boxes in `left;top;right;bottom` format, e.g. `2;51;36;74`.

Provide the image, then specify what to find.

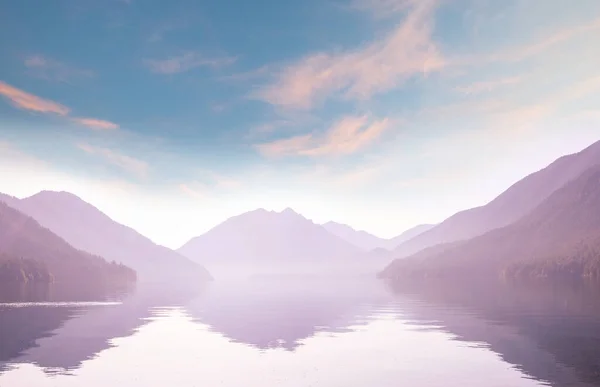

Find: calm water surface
1;278;599;387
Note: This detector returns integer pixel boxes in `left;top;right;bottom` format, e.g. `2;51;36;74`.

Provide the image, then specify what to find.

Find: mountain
380;164;600;281
321;221;387;251
0;201;135;285
322;222;435;251
5;191;211;283
392;139;600;259
388;224;436;247
178;208;363;276
0;193;19;208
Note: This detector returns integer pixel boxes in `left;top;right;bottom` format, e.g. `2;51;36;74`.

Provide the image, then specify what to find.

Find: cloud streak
256;115;391;157
0;81;70;115
0;81;119;131
254;0;443;109
71;117;119;130
77;143;148;177
144;51;237;74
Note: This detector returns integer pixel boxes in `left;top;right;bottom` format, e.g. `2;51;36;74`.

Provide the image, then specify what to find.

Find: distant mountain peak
177;206;361;273
27;190;93;208
280;207;298;215
32;190;81;198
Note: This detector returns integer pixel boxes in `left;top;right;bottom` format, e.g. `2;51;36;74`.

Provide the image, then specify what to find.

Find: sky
1;0;600;249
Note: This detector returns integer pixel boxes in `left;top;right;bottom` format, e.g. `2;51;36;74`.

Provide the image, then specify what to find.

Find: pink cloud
0;81;70;115
256;115;391;157
0;81;119;131
144;51;237;74
71;117;119;130
253;1;444;109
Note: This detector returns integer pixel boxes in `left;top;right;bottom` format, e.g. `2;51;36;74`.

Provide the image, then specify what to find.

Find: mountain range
381;163;600;281
0;201;135;285
177;208;382;277
0;191;212;283
390;140;600;260
2;139;599;286
322;222;434;251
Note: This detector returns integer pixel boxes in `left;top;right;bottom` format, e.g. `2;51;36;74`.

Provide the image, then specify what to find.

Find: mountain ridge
381;164;600;281
178;207;366;276
322;221;435;251
4;191;212;283
392;139;600;259
0;201;136;284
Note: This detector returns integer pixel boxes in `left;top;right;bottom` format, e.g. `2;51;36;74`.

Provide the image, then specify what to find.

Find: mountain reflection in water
0;277;599;386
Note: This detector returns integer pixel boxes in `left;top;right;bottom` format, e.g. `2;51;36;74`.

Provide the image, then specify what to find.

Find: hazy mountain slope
0;193;20;209
178;208;362;274
388;224;435;248
393;139;600;258
322;221;387;251
322;222;435;251
381;165;600;281
9;191;211;283
0;202;135;284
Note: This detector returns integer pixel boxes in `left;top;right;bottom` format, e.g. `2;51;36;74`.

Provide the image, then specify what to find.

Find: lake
1;277;599;386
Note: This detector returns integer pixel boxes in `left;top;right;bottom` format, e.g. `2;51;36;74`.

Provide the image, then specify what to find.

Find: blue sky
1;0;600;248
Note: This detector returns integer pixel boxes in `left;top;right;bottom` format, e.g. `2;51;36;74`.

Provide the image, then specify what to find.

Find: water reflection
0;277;599;386
387;279;600;387
184;277;392;350
0;281;202;375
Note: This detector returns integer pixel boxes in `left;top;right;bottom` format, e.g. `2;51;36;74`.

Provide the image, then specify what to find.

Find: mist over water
1;276;599;387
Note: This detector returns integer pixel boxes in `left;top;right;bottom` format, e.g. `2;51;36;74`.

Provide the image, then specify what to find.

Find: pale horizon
1;135;598;248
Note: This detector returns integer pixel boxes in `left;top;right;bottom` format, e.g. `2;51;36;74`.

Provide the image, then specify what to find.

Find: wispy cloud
253;0;443;109
24;55;95;84
144;51;237;74
77;143;148;177
71;117;119;130
0;81;70;115
0;81;119;131
456;75;523;95
256;115;391;157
